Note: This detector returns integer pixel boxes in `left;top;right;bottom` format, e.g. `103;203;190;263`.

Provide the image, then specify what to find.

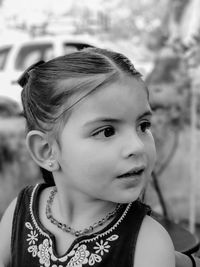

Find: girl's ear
26;130;60;172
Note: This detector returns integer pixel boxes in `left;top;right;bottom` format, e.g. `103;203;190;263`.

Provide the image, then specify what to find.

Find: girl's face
55;76;156;204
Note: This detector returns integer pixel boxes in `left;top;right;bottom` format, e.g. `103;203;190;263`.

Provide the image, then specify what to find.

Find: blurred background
0;0;200;242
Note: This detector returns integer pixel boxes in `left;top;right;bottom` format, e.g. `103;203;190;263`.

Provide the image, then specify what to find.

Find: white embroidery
67;244;90;266
37;239;53;267
25;222;119;266
28;245;38;257
106;234;118;241
88;253;101;266
93;240;110;256
27;230;38;245
25;222;33;230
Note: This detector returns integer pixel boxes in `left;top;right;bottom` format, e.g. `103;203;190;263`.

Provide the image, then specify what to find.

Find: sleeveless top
11;183;151;267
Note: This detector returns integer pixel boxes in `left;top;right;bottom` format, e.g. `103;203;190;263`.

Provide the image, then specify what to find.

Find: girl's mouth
117;167;145;179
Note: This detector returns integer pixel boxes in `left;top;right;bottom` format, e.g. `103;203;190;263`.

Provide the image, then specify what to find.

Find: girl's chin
114;181;145;203
113;191;143;204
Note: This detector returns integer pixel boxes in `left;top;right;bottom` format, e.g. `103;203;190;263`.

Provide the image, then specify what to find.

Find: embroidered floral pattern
93;240;110;256
88;253;101;266
28;245;38;257
27;230;38;245
68;245;90;266
25;222;119;266
38;239;52;267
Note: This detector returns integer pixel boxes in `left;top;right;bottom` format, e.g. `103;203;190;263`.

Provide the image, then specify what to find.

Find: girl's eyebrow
83;118;121;127
83;110;152;127
137;110;152;120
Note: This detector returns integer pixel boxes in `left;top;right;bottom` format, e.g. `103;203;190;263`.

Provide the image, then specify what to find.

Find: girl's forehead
66;77;150;124
71;75;146;106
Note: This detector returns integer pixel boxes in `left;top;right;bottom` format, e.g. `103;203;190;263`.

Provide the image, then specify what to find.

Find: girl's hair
18;47;142;185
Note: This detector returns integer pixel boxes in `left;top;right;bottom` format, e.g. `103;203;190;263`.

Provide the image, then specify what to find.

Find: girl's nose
121;132;145;159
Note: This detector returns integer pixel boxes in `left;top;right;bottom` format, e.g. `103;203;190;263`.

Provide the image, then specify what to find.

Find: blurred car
0;35;105;109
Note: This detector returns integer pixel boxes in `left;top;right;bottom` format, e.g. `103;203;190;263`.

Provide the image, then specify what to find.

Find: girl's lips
117;167;145;178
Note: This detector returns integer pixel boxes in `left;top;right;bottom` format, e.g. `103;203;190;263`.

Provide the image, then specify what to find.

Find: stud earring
48;162;53;167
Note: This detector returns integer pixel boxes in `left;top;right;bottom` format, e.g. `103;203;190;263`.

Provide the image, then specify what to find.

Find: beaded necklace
46;187;121;237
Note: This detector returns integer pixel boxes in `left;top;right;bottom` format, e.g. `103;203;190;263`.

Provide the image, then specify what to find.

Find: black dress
11;183;151;267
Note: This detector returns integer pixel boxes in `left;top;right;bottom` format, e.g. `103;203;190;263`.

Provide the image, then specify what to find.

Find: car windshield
0;47;11;70
63;42;94;54
15;43;54;70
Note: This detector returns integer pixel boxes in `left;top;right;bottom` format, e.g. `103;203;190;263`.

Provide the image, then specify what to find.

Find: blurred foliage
145;27;200;221
0;117;41;217
0;97;22;117
0;0;175;45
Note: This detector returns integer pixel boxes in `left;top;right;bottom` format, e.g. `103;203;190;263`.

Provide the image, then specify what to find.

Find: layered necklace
46;187;122;237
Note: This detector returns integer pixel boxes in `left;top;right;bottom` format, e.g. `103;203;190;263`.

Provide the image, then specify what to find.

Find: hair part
21;48;142;136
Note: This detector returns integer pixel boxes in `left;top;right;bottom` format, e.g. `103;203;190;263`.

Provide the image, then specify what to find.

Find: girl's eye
139;121;151;133
92;126;116;138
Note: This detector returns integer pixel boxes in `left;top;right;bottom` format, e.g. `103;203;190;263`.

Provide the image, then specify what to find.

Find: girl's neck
51;183;118;231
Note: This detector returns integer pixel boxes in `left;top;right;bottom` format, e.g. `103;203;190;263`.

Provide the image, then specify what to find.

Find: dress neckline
29;183;133;259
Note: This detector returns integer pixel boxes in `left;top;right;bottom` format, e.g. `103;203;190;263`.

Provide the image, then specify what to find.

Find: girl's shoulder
0;183;47;266
14;183;52;213
134;215;175;267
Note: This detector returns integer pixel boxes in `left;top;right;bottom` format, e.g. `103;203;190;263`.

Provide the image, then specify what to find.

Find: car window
63;42;94;54
0;47;11;70
15;43;54;70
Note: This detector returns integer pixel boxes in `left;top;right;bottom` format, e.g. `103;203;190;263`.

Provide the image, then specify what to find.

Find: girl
0;48;175;267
